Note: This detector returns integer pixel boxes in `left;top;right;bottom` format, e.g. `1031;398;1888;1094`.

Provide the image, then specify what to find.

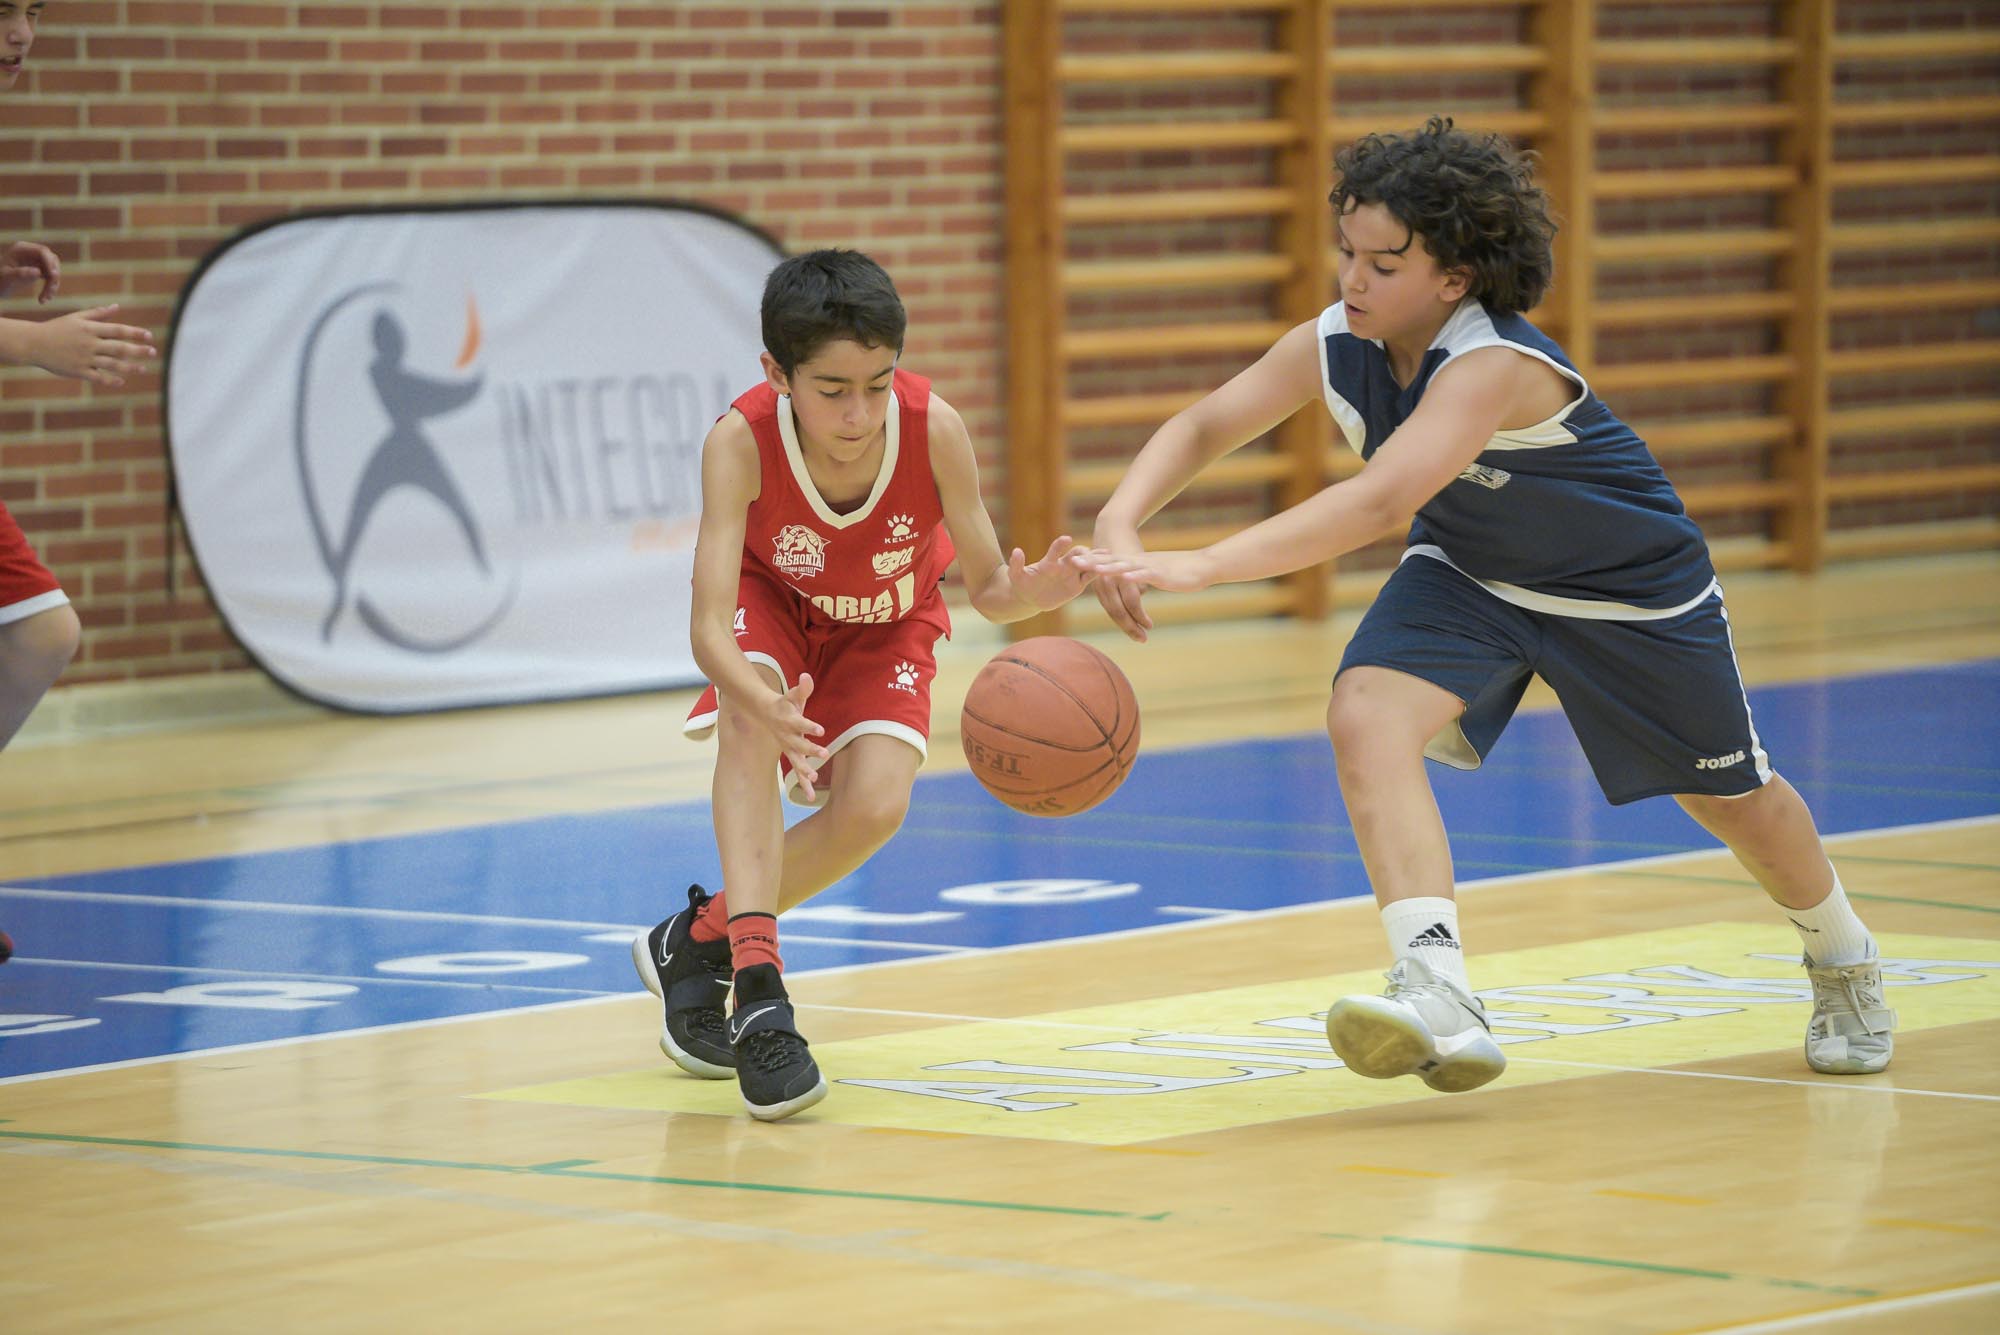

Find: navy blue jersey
1318;300;1717;618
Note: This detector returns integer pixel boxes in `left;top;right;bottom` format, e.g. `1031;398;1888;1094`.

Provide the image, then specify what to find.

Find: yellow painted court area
487;925;2000;1144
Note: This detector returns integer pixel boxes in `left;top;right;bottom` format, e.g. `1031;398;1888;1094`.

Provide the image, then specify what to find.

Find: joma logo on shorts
1696;750;1747;770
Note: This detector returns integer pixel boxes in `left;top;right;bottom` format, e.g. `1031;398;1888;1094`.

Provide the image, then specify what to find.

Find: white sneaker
1803;954;1895;1075
1326;958;1506;1093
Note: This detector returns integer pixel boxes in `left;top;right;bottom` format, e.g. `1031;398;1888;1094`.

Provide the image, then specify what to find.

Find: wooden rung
1829;156;2000;189
1327;44;1547;75
1138;519;1263;551
1062;0;1293;13
1330;0;1541;8
1321;449;1365;478
1594;228;1795;262
1057;52;1301;83
1063;582;1298;630
1065;389;1206;428
1593;165;1798;198
1331;109;1549;140
1065;187;1295;225
1064;253;1294;293
1826;279;2000;314
1829;95;2000;127
1062;121;1300;153
1710;540;1795;573
1824;340;2000;375
1593;355;1796;392
1068;451;1295;502
1831;32;2000;63
1064;319;1290;360
1594;38;1799;67
1823;517;2000;560
1595;291;1795;326
1827;398;2000;437
1826;464;2000;502
1830;219;2000;253
1595;104;1798;132
1678;480;1795;511
1635;415;1794;455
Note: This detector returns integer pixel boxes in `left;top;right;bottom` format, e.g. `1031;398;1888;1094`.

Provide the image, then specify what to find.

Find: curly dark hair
1332;116;1556;315
761;248;907;375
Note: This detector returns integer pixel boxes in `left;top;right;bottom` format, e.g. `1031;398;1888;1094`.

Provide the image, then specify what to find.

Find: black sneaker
631;885;735;1078
728;964;828;1122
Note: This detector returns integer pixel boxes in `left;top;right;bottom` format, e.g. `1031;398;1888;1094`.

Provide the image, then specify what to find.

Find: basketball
959;636;1140;817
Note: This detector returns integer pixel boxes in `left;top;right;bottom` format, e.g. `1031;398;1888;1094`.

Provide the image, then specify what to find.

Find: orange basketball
959;636;1140;817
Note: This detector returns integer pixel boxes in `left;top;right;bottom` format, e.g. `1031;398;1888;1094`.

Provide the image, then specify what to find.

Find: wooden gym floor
2;553;1997;1333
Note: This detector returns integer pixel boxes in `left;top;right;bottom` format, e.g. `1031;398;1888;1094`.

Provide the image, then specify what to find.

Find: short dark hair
1332;116;1556;315
760;248;907;375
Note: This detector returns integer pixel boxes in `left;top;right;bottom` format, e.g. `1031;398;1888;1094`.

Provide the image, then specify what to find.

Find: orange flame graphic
455;293;482;368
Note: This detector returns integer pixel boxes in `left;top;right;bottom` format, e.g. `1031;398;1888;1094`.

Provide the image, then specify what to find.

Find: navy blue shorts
1337;555;1772;805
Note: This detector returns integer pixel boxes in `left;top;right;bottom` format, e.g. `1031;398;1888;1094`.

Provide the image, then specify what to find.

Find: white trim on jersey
0;587;69;626
782;719;928;809
1315;303;1370;456
1714;596;1776;788
1404;545;1722;622
680;650;786;739
1316;299;1594;455
775;393;902;530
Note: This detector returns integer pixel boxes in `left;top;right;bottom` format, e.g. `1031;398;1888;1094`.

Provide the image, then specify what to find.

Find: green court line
1848;892;2000;917
1839;854;2000;875
1321;1230;1879;1297
0;1128;1143;1220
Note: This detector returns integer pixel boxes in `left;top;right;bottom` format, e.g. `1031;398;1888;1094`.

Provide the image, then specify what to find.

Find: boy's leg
773;732;921;909
1317;559;1532;1093
1540;597;1893;1075
1323;666;1509;1092
0;601;79;750
1677;779;1893;1074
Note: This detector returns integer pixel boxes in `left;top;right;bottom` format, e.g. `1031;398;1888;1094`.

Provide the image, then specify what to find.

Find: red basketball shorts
685;565;951;807
0;498;67;626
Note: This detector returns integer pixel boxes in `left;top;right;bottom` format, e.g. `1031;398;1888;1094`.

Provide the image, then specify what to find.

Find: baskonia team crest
772;523;828;579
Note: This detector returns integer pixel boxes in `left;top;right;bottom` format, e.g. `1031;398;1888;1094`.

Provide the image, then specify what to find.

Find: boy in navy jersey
636;249;1096;1121
1082;118;1892;1093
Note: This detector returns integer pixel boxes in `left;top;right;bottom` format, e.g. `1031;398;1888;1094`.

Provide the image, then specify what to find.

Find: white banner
166;203;781;712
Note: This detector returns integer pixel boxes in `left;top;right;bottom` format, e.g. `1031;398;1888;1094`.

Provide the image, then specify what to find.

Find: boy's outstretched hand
0;241;60;302
29;304;157;387
759;671;830;804
1006;534;1100;612
1076;546;1214;642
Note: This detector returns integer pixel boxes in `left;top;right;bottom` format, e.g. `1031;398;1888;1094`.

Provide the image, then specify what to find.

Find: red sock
690;890;730;943
727;912;782;974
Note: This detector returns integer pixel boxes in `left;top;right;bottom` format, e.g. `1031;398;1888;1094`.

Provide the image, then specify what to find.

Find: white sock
1785;874;1874;966
1380;896;1470;991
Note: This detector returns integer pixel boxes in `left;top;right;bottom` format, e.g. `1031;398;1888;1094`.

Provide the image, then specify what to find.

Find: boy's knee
844;785;910;844
1;603;81;686
1326;674;1389;757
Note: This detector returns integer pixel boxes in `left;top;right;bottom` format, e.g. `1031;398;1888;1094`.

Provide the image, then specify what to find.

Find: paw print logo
889;661;921;693
886;513;916;543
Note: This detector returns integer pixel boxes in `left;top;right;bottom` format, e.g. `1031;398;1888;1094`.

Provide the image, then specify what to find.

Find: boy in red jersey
1;0;155;753
634;249;1097;1121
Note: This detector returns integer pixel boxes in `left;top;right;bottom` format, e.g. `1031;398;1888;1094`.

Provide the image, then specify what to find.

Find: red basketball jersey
732;369;955;628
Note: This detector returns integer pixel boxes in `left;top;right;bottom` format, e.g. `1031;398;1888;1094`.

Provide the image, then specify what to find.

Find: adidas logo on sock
1409;923;1461;950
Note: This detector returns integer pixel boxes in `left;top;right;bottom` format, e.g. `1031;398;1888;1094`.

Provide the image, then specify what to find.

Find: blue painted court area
4;659;1996;1081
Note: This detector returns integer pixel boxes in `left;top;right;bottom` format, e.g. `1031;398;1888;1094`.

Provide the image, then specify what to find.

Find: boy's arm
0;304;156;386
1088;346;1524;595
929;393;1090;623
1090;318;1324;637
689;411;829;787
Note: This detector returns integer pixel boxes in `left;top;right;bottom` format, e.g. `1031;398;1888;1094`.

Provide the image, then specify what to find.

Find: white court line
1502;1056;2000;1103
3;811;1993;1087
1156;906;1245;918
1683;1278;2000;1334
0;886;969;953
8;957;616;997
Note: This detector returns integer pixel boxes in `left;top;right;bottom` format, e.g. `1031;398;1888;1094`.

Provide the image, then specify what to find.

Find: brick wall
1;1;1992;686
